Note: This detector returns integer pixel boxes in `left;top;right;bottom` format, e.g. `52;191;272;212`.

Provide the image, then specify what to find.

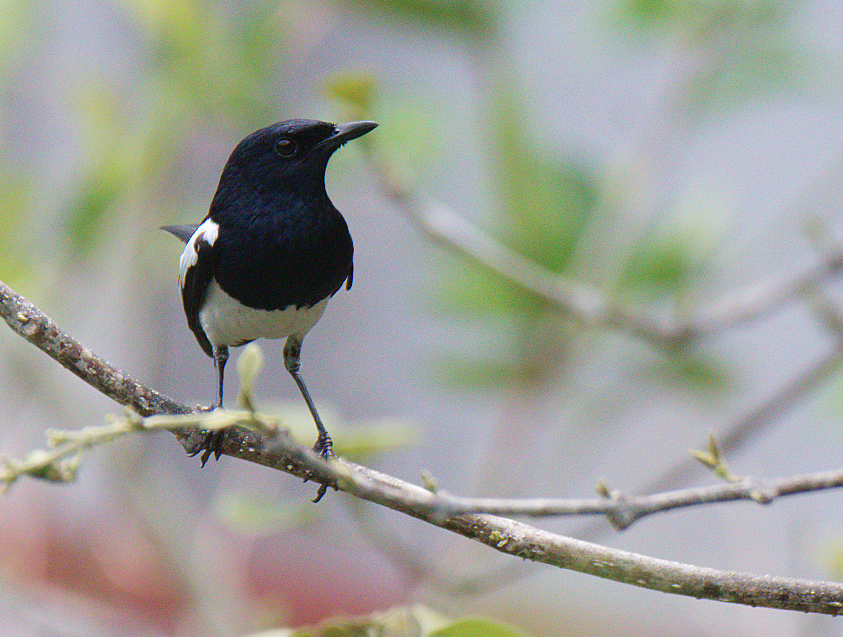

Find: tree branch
3;278;843;614
0;280;192;418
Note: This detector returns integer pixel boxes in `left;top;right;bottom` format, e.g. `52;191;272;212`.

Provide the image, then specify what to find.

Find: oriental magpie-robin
163;119;377;464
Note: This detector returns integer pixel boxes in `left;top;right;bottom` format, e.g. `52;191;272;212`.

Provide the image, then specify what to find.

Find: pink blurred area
1;479;413;633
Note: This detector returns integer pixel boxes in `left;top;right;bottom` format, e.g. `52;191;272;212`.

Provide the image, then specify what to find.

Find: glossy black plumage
209;120;356;311
163;119;377;465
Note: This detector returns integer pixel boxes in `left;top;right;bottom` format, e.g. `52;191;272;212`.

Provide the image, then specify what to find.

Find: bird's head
218;119;378;197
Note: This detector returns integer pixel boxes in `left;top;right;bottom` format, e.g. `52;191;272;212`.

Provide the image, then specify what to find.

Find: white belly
199;279;329;347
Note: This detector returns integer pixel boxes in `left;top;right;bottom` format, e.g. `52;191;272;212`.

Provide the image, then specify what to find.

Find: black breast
212;193;353;311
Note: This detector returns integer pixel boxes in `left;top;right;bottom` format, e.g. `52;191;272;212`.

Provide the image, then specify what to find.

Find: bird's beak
319;120;378;151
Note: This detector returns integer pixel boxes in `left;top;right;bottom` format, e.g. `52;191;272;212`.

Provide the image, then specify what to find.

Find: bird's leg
214;345;229;409
191;345;229;467
283;336;334;459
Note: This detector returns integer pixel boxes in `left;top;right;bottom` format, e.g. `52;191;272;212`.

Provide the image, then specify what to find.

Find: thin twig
428;469;843;530
14;403;843;529
631;343;843;501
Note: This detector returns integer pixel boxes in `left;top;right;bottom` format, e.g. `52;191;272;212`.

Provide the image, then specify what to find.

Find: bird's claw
312;432;334;460
312;480;337;503
305;433;337;502
189;429;226;467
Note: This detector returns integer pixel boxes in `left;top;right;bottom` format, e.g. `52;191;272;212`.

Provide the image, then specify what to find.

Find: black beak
318;120;378;152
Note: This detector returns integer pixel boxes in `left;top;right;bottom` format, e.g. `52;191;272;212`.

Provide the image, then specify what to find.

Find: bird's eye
274;138;297;157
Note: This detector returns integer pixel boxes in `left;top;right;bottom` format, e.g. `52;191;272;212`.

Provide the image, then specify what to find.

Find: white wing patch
178;216;329;349
179;218;219;289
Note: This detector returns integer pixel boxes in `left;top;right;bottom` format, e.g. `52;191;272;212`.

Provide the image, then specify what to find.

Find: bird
162;118;377;466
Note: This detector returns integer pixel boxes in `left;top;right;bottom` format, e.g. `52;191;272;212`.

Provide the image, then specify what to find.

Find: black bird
163;119;377;464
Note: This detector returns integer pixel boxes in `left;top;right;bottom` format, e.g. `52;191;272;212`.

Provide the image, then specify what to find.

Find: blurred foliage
348;0;495;41
325;71;443;173
0;0;289;265
317;0;810;394
0;174;34;288
415;0;811;390
214;492;319;536
644;352;731;393
0;1;34;71
332;419;421;457
609;0;807;117
0;2;35;290
258;604;529;637
619;192;726;302
432;82;601;386
244;402;420;460
493;88;598;278
127;0;281;123
611;0;786;38
438;88;599;307
430;618;528;637
324;73;378;119
686;43;810;117
817;535;843;582
66;158;124;254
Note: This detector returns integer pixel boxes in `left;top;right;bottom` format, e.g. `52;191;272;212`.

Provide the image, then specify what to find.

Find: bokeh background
2;0;843;635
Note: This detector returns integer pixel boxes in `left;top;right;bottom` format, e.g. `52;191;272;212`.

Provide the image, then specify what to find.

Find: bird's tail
161;224;199;244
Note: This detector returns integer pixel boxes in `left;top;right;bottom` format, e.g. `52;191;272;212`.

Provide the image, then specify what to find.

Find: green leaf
621;235;698;296
643;353;731;393
64;161;123;255
252;403;417;459
438;87;598;318
214;493;316;535
334;420;420;458
430;617;529;637
369;101;441;168
508;158;596;272
324;72;377;116
619;192;726;300
431;87;600;386
611;0;680;28
435;257;527;314
435;354;521;388
0;174;34;286
349;0;494;40
609;0;788;36
493;90;598;276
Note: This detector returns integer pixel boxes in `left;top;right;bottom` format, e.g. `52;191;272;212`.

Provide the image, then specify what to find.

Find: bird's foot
189;428;226;467
187;402;227;467
312;431;335;460
312;481;336;503
306;432;337;503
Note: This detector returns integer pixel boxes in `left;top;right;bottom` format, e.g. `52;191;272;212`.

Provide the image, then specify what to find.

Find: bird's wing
178;219;220;358
161;224;200;244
